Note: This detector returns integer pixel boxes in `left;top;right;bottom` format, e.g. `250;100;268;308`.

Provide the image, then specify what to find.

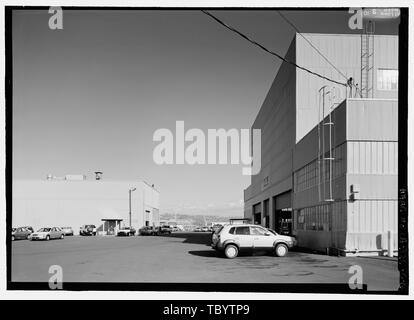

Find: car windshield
267;229;277;235
38;228;50;232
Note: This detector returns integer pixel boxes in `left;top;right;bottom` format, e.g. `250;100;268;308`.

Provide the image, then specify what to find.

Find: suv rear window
215;225;224;234
235;226;250;235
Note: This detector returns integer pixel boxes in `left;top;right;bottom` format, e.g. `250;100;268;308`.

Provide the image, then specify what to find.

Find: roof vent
94;171;103;180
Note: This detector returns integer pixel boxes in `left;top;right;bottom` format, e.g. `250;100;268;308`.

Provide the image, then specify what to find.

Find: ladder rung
324;157;335;160
323;122;334;126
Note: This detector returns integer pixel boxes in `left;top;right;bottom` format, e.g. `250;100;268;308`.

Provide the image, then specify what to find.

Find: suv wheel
275;243;288;257
224;244;238;259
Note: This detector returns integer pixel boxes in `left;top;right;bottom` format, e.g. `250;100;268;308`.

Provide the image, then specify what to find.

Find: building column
261;201;265;226
269;197;275;230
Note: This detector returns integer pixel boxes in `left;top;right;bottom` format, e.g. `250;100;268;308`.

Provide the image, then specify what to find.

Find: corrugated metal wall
347;141;398;175
296;34;398;142
244;35;296;217
346;200;398;252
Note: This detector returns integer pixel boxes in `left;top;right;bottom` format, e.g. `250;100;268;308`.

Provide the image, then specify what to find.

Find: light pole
129;187;136;228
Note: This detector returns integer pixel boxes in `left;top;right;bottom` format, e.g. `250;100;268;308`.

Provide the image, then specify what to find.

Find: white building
13;174;160;234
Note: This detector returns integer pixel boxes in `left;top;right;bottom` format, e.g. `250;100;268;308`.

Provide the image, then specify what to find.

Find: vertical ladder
324;89;336;202
317;86;326;203
360;20;375;98
318;86;336;203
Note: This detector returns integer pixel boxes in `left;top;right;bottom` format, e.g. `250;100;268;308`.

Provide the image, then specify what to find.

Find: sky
12;9;399;216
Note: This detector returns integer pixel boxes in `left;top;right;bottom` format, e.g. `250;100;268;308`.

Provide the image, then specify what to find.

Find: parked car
194;227;202;232
139;226;156;236
211;224;296;259
61;227;74;236
21;226;34;234
80;225;97;236
201;226;209;232
30;227;64;241
155;225;172;235
12;227;33;241
117;226;136;236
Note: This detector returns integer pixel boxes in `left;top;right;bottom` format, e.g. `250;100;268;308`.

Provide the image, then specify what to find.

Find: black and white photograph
2;1;411;300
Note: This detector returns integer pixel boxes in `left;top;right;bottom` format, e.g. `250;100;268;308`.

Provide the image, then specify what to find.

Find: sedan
12;227;32;241
61;227;74;236
139;226;156;236
155;225;172;235
30;227;65;241
117;227;136;237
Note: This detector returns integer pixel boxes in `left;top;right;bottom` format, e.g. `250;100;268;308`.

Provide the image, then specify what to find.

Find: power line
276;10;363;97
201;10;347;87
276;11;349;81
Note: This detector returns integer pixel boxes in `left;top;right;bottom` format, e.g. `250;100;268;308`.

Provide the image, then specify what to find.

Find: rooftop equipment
94;171;103;180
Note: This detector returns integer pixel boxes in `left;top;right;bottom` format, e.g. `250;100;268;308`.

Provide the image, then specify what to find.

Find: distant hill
160;213;242;226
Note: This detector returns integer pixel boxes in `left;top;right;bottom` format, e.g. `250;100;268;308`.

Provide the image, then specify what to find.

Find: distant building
244;33;398;256
13;174;160;233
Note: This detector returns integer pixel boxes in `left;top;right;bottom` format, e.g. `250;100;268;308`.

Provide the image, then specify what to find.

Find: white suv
211;224;296;259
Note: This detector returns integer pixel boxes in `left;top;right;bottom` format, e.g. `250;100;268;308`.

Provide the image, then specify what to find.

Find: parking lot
12;232;399;291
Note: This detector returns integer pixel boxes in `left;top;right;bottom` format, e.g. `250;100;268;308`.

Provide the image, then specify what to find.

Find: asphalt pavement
11;232;399;291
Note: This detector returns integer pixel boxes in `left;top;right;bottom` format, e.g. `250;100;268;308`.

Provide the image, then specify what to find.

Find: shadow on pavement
188;250;222;258
157;232;212;246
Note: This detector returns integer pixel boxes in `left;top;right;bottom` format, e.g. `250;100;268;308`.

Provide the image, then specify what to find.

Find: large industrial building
13;173;160;234
244;32;398;256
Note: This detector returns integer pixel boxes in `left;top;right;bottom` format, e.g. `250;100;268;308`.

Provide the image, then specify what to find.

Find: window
377;69;398;91
228;227;235;234
235;226;250;235
295;204;332;231
250;227;267;235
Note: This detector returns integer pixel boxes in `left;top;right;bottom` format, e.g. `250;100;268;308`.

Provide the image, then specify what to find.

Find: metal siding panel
391;142;397;174
372;200;377;232
367;141;372;174
384;142;389;173
378;141;384;174
354;142;359;174
348;142;353;173
395;143;398;173
372;142;377;174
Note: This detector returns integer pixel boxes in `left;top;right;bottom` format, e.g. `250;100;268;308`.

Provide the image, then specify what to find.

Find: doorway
253;203;261;225
273;191;292;235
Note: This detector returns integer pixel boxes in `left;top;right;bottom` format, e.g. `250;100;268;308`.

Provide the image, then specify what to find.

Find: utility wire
276;11;349;81
201;10;347;87
276;10;363;97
